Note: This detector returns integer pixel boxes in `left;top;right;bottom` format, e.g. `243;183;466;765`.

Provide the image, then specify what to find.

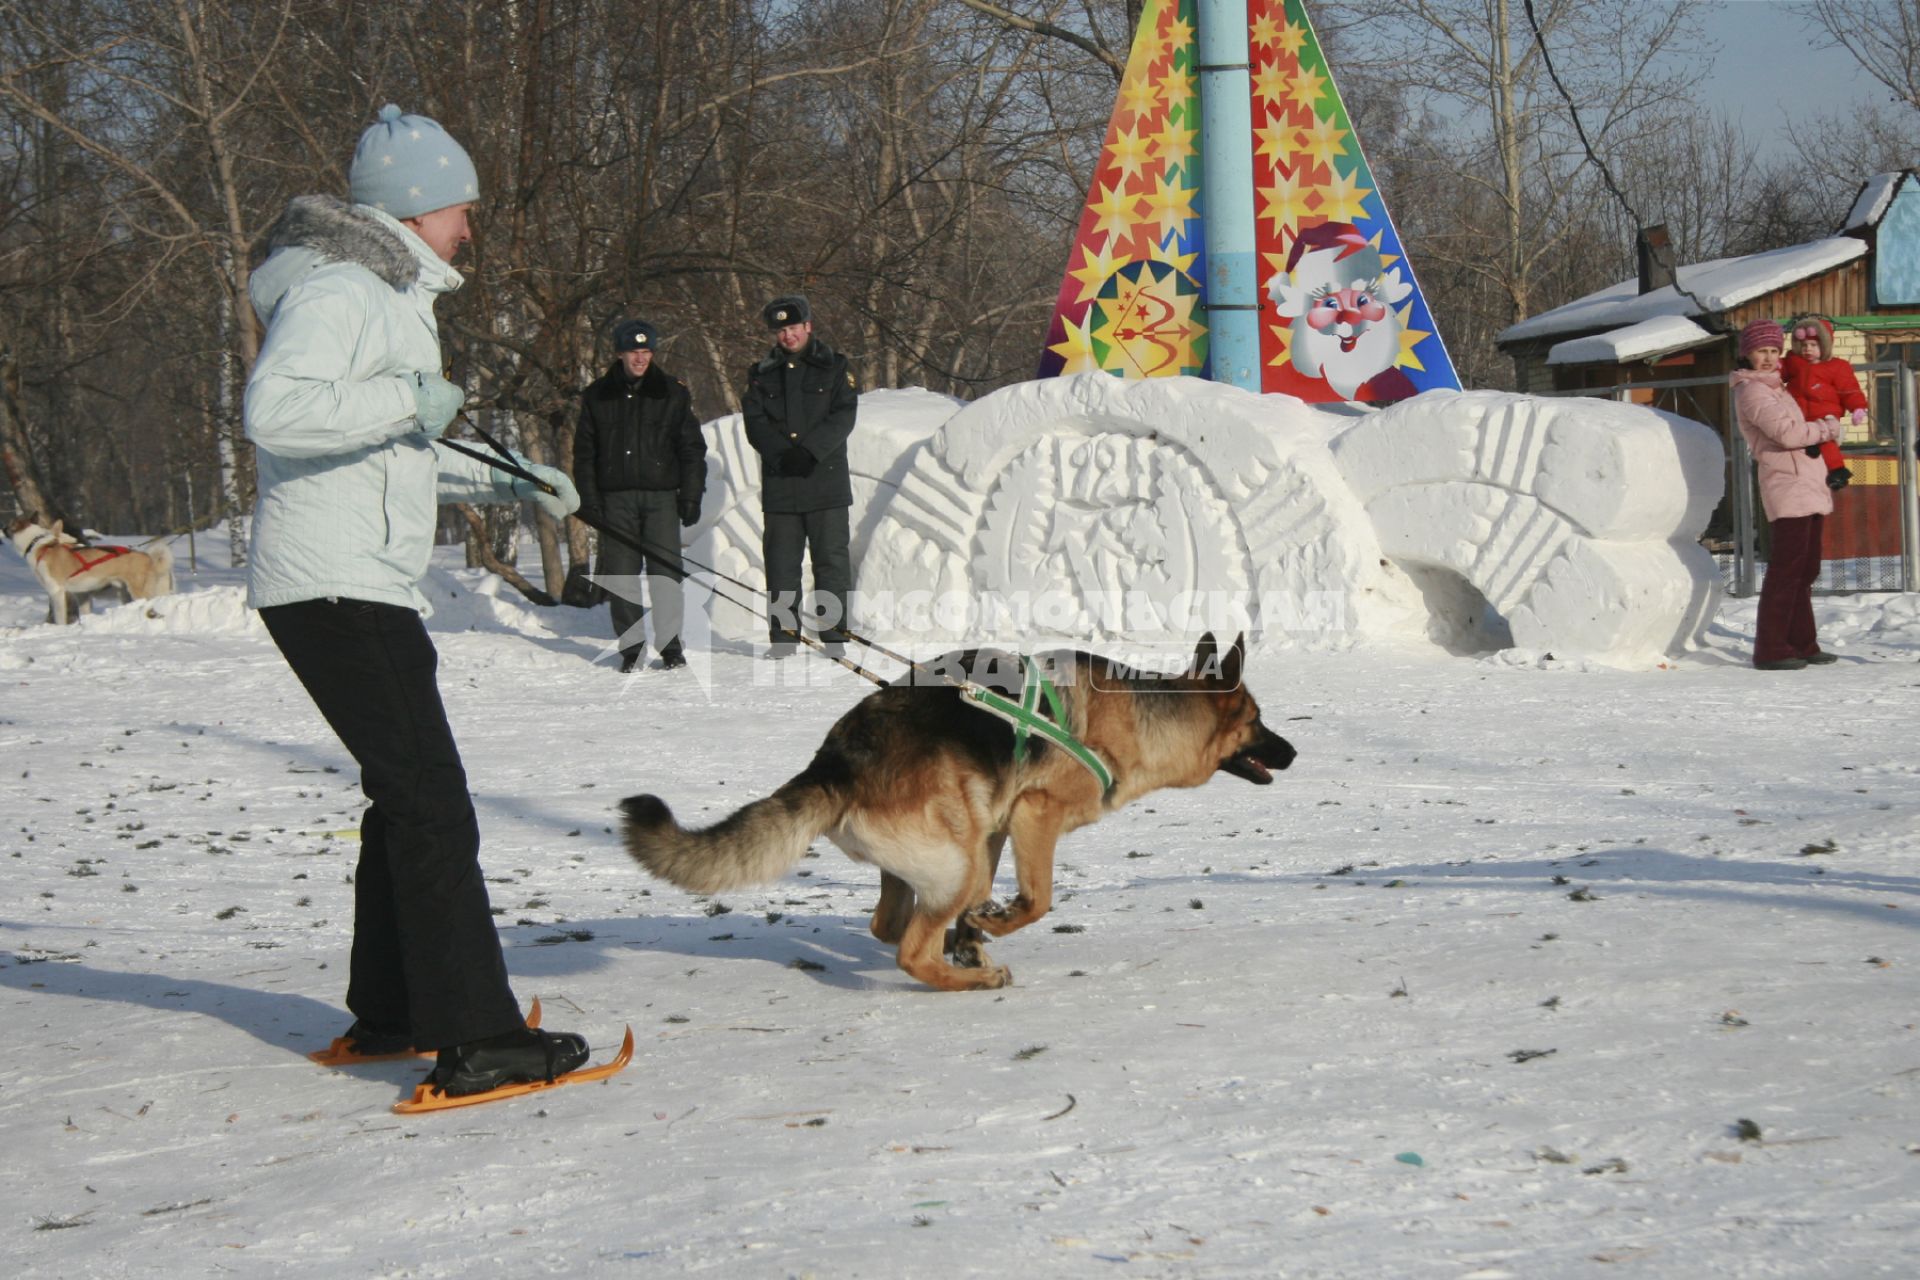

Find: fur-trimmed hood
1788;314;1835;361
248;195;460;325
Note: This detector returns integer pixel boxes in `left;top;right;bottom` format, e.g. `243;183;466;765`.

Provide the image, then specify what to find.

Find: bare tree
1809;0;1920;112
948;0;1129;79
1323;0;1702;333
1608;112;1766;262
0;0;1128;588
0;343;58;522
0;0;301;557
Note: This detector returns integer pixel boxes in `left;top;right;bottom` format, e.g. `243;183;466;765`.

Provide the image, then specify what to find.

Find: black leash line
440;435;547;488
444;416;1139;772
439;421;907;686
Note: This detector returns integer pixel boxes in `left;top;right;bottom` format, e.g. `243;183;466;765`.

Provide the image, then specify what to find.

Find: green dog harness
960;656;1114;795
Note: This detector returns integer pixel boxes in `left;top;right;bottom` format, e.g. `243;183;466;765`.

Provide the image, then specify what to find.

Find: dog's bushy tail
148;542;175;595
620;773;843;894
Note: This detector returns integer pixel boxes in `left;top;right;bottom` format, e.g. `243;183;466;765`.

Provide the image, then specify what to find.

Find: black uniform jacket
573;361;707;516
741;338;858;513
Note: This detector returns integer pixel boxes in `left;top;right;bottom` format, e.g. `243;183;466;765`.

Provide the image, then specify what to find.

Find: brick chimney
1637;224;1676;295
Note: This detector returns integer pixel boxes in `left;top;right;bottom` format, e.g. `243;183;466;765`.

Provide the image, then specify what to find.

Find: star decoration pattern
1041;0;1208;380
1043;0;1457;401
1246;0;1457;397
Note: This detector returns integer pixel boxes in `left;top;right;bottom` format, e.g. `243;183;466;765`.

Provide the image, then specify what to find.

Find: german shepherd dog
621;633;1296;991
7;517;175;624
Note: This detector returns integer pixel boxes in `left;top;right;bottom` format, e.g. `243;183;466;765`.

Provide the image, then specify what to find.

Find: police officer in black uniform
742;295;858;657
573;318;708;671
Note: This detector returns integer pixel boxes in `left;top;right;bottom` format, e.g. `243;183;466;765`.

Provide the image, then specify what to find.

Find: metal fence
1546;364;1920;596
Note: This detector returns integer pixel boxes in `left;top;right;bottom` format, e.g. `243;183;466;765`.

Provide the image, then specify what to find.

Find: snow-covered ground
2;542;1916;1278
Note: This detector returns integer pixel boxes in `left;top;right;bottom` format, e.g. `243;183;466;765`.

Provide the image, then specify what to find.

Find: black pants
763;507;851;644
261;598;522;1049
595;489;686;661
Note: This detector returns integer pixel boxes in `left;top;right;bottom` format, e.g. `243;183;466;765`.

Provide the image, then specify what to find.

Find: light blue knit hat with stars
348;104;479;220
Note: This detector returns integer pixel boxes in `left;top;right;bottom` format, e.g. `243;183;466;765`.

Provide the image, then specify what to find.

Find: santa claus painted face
1306;278;1389;352
1286;243;1401;397
1267;222;1413;400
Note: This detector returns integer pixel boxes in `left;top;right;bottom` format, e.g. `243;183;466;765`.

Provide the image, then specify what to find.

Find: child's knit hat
1789;314;1834;361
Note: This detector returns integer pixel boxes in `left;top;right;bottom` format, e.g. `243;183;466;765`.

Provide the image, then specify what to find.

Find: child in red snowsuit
1780;314;1865;490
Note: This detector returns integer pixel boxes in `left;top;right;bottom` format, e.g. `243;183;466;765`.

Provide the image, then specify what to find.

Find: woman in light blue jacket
245;105;593;1100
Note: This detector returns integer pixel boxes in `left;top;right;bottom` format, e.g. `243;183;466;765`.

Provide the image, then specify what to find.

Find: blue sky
1695;0;1894;157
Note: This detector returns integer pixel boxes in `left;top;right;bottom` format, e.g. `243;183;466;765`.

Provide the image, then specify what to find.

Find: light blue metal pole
1196;0;1258;390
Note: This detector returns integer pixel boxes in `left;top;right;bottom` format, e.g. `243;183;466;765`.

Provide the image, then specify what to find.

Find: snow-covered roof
1544;315;1718;366
1498;237;1867;346
1844;172;1908;231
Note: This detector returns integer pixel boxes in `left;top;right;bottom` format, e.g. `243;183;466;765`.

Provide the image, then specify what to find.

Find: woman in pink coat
1731;318;1844;670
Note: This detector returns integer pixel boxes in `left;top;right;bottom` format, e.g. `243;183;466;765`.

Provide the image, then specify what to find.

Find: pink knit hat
1739;319;1785;359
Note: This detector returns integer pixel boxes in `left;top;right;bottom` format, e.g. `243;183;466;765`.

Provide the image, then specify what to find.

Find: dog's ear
1190;632;1217;678
1220;633;1246;688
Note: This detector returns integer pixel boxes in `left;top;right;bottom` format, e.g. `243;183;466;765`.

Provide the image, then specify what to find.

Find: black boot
658;641;687;670
430;1027;591;1097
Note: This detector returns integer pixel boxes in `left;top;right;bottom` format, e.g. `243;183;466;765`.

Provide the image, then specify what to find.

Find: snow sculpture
1328;390;1725;658
854;375;1421;651
681;375;1723;665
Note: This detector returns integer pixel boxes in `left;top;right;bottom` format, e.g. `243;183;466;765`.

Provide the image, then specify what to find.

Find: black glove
678;498;701;527
780;445;816;477
1827;466;1852;490
1804;444;1822;458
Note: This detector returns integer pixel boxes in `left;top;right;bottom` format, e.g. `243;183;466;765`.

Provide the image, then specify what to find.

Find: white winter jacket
244;196;520;613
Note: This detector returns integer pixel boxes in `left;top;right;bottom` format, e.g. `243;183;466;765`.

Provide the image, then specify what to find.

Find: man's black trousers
762;506;851;645
261;598;523;1050
595;488;686;662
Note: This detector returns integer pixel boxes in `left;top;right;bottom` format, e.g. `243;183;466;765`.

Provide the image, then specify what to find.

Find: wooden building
1494;172;1920;579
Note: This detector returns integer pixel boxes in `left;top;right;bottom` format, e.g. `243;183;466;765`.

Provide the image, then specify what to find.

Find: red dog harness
34;540;134;571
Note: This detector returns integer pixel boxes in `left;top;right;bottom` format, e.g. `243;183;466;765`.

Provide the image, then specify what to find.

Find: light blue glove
514;463;581;520
410;372;464;438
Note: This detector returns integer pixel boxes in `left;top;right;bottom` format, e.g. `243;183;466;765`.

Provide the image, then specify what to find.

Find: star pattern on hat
354;108;478;217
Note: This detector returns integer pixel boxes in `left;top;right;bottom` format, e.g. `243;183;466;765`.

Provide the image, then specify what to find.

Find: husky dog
621;633;1296;991
7;518;174;624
